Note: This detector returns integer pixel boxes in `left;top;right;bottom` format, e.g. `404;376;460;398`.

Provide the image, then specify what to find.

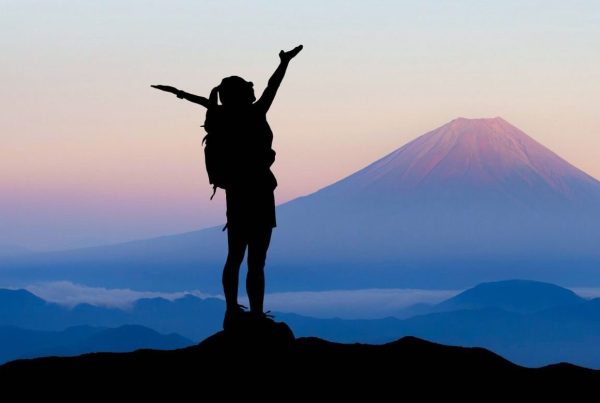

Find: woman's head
219;76;255;106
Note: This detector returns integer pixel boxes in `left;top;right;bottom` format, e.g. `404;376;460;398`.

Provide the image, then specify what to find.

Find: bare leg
246;227;272;314
222;226;247;311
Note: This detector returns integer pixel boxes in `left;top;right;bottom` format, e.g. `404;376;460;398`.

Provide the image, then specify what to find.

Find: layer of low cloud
24;281;220;309
570;288;600;299
23;282;596;319
21;281;460;318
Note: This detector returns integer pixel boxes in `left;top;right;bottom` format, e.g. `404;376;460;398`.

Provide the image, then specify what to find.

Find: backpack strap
210;184;218;200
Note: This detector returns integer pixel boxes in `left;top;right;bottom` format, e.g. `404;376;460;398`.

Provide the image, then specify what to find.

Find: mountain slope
2;117;600;290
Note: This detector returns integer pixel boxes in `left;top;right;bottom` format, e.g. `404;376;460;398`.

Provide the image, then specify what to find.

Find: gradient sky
2;1;599;250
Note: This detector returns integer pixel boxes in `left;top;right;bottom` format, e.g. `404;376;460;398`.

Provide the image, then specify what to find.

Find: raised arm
256;45;303;112
151;85;218;109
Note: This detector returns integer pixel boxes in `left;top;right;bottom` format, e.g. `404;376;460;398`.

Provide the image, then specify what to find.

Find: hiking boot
247;311;295;343
223;304;249;330
249;311;275;324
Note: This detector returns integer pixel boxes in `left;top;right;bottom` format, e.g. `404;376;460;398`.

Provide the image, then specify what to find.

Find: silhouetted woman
152;45;302;328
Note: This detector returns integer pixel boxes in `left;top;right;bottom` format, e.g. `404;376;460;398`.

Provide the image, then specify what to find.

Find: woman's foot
223;304;249;330
250;311;275;324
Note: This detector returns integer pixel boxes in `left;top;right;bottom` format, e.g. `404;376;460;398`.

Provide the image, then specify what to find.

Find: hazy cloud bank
18;281;599;319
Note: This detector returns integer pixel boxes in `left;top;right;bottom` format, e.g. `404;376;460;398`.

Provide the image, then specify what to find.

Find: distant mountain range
3;279;600;368
0;289;223;340
0;324;191;365
2;117;599;291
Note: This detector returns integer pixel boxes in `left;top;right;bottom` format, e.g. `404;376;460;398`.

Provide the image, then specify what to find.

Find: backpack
202;104;277;200
202;106;231;199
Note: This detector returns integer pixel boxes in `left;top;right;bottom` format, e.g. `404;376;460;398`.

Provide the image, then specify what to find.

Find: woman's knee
247;254;267;272
225;257;244;269
225;250;245;268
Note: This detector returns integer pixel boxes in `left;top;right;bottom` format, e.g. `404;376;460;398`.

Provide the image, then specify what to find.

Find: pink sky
1;1;599;250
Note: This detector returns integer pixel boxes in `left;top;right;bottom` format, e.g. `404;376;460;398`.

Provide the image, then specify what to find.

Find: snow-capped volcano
4;118;600;290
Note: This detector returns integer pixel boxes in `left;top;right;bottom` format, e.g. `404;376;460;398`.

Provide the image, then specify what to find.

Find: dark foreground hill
1;322;598;395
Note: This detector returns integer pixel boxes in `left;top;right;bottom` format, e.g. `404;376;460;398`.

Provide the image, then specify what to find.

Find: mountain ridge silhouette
2;329;598;395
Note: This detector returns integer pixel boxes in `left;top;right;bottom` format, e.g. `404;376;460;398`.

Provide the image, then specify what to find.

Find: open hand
151;85;179;94
279;45;303;62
